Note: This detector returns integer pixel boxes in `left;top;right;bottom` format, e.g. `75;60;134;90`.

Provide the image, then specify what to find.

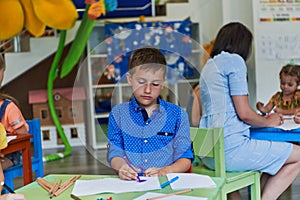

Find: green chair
190;127;261;200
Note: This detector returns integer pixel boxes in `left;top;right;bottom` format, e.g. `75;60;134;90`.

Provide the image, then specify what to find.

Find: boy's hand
144;167;167;177
118;164;139;180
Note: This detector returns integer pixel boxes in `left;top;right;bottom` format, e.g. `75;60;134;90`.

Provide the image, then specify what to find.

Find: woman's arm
191;86;201;127
233;95;282;127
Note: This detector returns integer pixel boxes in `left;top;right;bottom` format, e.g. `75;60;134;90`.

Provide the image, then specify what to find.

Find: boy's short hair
280;64;300;83
128;47;167;76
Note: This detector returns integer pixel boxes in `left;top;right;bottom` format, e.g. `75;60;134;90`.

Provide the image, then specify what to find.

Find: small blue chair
4;118;44;190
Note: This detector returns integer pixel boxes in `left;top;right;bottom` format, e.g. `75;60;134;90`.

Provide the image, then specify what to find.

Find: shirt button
144;139;148;143
165;132;168;136
144;159;148;163
145;122;149;125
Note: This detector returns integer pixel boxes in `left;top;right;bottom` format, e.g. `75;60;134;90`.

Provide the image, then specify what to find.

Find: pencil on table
37;177;53;189
52;175;81;197
37;181;50;192
147;189;192;200
37;178;52;192
49;179;61;195
70;193;82;200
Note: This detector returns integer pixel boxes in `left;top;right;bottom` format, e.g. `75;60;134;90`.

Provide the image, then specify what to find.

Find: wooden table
1;134;33;185
250;127;300;142
15;174;225;200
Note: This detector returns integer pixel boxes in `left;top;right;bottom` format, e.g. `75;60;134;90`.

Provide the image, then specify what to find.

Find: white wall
3;21;81;85
222;0;256;107
4;1;259;107
252;0;299;104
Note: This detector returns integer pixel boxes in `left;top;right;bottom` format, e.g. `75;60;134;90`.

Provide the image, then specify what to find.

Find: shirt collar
130;96;162;113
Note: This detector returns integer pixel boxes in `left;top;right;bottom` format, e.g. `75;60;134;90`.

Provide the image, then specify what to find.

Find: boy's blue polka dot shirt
107;97;193;169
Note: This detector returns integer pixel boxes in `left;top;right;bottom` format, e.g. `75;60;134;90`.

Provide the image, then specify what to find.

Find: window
70;107;76;117
56;109;62;118
42;130;50;141
41;109;48;119
70;128;78;138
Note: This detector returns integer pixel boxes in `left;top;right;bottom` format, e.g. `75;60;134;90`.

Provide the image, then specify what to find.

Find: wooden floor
12;146;300;199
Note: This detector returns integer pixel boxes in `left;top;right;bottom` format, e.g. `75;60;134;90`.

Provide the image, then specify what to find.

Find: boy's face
126;65;165;108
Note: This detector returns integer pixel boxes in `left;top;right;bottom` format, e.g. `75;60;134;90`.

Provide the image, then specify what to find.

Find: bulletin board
252;0;300;103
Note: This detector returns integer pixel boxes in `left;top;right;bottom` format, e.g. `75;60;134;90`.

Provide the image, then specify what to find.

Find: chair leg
4;177;14;191
250;173;261;200
221;190;227;200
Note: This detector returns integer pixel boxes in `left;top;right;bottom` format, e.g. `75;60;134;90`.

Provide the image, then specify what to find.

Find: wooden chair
4;119;44;190
190;127;261;200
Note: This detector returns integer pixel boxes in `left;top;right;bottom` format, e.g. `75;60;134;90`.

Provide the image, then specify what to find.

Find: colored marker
124;156;145;182
160;176;179;188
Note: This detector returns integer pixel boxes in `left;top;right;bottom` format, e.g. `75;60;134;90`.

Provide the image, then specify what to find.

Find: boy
107;47;193;180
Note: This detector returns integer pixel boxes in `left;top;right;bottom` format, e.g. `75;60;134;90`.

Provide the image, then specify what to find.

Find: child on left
0;54;27;199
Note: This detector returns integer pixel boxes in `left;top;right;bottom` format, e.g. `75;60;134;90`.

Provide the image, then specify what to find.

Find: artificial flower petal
19;0;45;37
31;0;78;30
0;0;24;40
88;0;106;19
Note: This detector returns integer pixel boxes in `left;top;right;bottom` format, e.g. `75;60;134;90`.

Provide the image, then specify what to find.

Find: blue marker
160;176;179;188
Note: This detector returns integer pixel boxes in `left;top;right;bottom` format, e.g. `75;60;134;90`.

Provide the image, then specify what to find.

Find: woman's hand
266;113;283;127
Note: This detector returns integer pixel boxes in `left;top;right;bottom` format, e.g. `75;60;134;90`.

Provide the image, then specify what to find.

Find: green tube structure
43;30;72;162
43;0;118;162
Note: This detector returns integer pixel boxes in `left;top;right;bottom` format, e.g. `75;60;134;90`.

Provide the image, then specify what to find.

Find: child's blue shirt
107;97;193;169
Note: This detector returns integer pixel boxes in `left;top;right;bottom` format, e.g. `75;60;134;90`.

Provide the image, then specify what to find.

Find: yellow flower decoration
0;0;78;40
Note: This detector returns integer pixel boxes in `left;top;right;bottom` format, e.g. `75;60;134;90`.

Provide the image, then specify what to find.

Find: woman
199;22;300;200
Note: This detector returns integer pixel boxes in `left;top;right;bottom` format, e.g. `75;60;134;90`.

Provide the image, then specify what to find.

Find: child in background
0;54;28;169
256;64;300;116
0;54;27;199
107;47;193;180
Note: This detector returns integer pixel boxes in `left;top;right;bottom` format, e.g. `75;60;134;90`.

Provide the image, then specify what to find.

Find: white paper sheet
72;176;160;196
276;116;300;130
133;192;207;200
7;136;16;143
166;173;216;190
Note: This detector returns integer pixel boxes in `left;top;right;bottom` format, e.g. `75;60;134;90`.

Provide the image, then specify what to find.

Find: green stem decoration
42;1;117;162
43;30;72;162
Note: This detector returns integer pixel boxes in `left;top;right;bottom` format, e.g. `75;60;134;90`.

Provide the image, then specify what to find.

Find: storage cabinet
85;22;201;149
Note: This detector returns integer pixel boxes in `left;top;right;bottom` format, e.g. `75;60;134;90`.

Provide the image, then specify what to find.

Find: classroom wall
3;21;81;85
3;1;259;106
252;0;300;104
222;0;256;107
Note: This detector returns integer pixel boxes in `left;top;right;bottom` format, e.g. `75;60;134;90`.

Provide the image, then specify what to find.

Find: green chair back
191;127;261;200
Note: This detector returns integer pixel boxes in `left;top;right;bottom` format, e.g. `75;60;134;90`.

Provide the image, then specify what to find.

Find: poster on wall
257;34;300;59
72;0;154;19
104;20;194;83
259;0;300;22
